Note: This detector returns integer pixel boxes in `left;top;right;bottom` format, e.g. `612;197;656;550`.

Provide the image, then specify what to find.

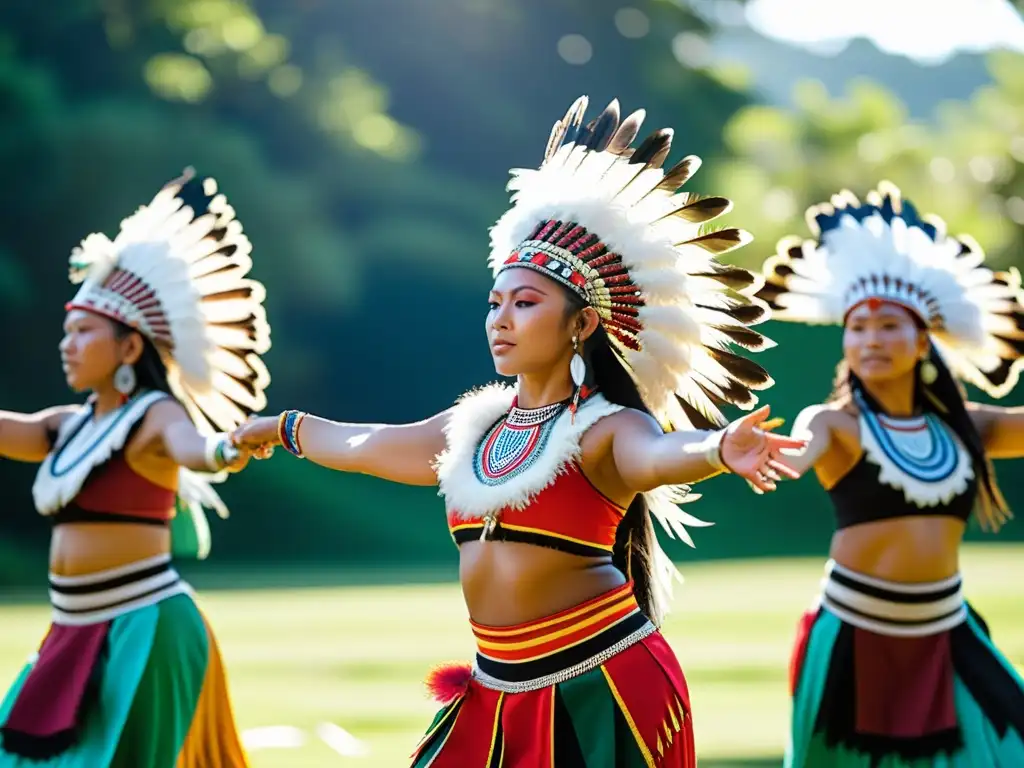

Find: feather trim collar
33;390;168;515
434;383;622;519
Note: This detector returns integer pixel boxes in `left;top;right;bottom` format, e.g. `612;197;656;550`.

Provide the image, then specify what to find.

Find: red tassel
424;662;473;705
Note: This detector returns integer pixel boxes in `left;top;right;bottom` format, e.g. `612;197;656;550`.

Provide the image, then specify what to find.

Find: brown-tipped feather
608;129;675;198
755;285;787;311
681;228;752;254
706;348;773;388
696;301;768;325
701;377;759;409
544;96;588;162
584;100;621;152
607;109;645;155
656;156;702;193
694;265;759;291
630;129;674;169
710;325;770;350
662;196;733;224
675;395;725;430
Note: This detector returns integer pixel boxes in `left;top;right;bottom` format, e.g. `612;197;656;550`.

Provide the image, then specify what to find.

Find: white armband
683;429;732;474
204;434;240;472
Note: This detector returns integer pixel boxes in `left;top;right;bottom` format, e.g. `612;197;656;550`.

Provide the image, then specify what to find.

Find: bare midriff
829;515;965;582
459;540;626;626
49;522;171;577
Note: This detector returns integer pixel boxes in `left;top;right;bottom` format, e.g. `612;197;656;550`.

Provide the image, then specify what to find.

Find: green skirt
0;593;248;767
787;562;1024;767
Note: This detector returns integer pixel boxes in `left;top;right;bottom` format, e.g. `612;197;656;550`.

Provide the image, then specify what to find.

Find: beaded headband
759;181;1024;398
490;96;775;431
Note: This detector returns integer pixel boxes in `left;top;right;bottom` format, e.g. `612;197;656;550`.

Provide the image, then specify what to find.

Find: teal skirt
787;604;1024;767
0;593;248;768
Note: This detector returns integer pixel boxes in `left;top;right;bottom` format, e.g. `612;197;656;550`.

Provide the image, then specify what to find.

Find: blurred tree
707;51;1024;273
0;0;766;579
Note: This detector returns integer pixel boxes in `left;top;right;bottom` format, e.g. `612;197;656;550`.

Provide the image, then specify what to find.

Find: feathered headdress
65;168;272;557
759;181;1024;398
489;96;775;432
66;168;271;431
487;96;777;618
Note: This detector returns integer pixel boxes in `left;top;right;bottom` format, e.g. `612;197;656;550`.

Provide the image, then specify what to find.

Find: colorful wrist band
278;410;306;457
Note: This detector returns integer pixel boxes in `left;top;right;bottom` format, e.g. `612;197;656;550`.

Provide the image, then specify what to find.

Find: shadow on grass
700;758;782;767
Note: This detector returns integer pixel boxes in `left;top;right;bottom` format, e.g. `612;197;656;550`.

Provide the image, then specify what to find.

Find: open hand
720;405;806;492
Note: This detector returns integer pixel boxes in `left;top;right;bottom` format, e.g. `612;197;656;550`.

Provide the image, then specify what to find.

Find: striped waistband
820;559;966;637
49;553;189;626
471;581;655;693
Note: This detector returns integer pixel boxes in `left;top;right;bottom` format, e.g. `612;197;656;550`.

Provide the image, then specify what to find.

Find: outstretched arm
136;399;247;474
0;406;79;463
231;409;452;486
968;403;1024;459
772;404;838;477
611;405;807;494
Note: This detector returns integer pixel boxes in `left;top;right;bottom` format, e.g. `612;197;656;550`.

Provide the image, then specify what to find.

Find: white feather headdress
489;96;775;432
64;169;272;558
66;168;272;431
759;181;1024;398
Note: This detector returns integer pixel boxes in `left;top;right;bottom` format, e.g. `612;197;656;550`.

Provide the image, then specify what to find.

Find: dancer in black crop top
756;182;1024;767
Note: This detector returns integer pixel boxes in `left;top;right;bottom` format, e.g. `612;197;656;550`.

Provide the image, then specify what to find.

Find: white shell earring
920;357;938;385
570;336;586;387
113;363;137;397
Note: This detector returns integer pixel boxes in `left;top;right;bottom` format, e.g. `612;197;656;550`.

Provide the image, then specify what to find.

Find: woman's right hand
230;415;281;457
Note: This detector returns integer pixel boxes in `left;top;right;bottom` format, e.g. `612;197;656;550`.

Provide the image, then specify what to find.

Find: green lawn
1;546;1022;767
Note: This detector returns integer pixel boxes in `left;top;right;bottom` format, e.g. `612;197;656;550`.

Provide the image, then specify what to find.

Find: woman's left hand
720;405;806;492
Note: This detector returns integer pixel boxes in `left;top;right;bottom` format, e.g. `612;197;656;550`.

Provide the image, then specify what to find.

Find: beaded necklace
471;397;568;538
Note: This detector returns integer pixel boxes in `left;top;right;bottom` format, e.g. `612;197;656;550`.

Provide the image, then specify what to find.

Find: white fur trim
434;383;718;626
33;390;169;515
435;384;623;518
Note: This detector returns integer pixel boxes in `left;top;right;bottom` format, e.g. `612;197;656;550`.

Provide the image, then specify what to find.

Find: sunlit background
1;1;1023;765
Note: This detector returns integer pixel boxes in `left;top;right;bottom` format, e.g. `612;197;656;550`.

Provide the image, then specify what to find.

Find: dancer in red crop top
0;170;271;768
233;96;805;766
756;182;1024;767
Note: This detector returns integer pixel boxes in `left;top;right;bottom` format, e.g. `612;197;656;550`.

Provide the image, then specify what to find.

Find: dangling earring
113;363;136;403
569;334;586;423
920;355;938;385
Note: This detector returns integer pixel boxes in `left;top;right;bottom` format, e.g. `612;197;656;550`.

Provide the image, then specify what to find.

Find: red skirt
410;582;694;767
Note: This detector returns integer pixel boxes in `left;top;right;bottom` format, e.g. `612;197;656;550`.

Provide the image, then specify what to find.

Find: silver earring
113;363;137;396
570;335;586;388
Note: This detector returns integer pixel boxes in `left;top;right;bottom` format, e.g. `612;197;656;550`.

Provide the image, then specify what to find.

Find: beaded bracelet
278;410;307;457
204;434;240;472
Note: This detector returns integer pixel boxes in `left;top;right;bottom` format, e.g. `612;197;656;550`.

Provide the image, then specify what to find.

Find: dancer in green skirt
0;169;271;767
758;181;1024;767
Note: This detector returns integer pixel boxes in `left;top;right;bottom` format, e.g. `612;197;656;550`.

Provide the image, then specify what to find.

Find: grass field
1;545;1022;767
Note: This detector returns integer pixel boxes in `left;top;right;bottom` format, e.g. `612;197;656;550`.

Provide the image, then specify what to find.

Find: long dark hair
112;320;176;398
561;288;664;620
829;323;1010;530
